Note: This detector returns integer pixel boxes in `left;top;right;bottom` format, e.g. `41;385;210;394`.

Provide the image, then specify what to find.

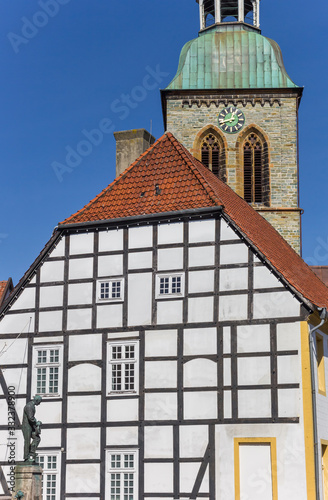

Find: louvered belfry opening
243;133;269;205
201;133;226;181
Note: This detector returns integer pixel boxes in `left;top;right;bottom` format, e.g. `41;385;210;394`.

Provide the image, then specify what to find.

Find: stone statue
22;395;42;463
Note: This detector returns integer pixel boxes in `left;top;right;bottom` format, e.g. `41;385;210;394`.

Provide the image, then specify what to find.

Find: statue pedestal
13;463;42;500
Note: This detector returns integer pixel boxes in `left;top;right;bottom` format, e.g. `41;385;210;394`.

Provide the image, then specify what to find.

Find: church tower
162;0;303;253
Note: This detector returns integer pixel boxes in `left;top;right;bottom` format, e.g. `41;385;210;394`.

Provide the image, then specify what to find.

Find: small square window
98;279;124;302
157;274;184;298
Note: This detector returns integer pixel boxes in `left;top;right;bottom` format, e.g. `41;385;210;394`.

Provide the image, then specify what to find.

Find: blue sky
0;0;328;284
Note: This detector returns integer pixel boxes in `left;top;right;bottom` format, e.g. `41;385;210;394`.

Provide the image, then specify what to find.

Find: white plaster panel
66;427;100;460
237;324;270;353
278;388;300;418
0;400;9;425
0;339;28;364
157;300;183;325
69;334;102;361
188;270;214;293
223;327;231;354
184;359;217;387
34;335;63;343
68;283;93;306
128;251;152;270
40;428;61;447
239;444;272;500
69;233;94;255
129;226;153;249
69;258;93;280
184;392;217;420
179;425;208;458
97;304;122;328
37;401;62;424
128;273;152;326
145;361;177;388
106;426;138;446
98;254;123;277
2;368;27;395
180;463;209;494
10;288;36;311
220;221;239;241
189;246;215;267
184;328;217;356
188;297;214;323
39;286;63;308
68;364;101;392
253;292;300;319
67;308;92;331
224;391;232;419
220;244;248;265
107;331;139;340
39;311;63;332
145;330;177;357
158;222;183;244
66;464;99;494
277;355;300;384
40;260;64;283
158;248;184;271
238;357;271;385
29;276;37;284
254;265;283;289
67;396;101;423
49;237;65;257
99;229;123;252
144;426;173;458
0;313;34;335
219;294;248;321
189;219;215;243
223;358;231;386
219;268;248;291
144;463;173;493
0;431;24;461
238;390;271;418
107;398;139;422
145;393;177;421
277;322;301;351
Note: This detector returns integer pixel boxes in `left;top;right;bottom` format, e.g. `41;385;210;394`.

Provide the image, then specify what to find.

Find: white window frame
156;273;185;299
107;341;139;396
36;451;60;500
97;278;124;303
107;450;138;500
32;345;63;398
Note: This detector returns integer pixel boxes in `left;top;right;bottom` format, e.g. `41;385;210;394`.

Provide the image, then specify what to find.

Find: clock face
218;107;245;134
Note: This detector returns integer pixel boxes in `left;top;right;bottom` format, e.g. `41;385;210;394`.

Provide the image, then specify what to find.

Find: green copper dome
166;26;299;90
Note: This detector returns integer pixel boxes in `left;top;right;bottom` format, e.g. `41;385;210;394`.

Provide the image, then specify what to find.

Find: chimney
114;129;156;177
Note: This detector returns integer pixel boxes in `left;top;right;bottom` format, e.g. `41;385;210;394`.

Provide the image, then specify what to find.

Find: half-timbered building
1;1;328;499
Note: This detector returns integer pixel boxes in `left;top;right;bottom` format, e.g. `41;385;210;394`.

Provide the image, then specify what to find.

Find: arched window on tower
201;133;226;181
243;132;269;205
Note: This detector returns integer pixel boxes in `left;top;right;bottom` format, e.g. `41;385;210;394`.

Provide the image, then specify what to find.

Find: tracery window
201;133;225;180
243;132;267;204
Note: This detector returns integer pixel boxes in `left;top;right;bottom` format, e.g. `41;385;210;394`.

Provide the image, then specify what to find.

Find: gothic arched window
201;133;226;181
243;132;269;205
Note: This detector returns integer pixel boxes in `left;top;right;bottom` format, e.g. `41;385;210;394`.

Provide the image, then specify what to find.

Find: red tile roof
61;132;328;311
0;279;13;306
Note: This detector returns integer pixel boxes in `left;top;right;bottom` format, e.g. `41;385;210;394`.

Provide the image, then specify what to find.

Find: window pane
46;474;56;500
112;346;122;360
47;456;57;470
124;454;134;469
111;454;121;469
49;367;59;394
112;364;122;391
37;368;47;394
38;350;47;364
50;350;59;363
125;364;135;391
160;277;169;294
111;473;121;500
124;473;134;500
101;282;110;299
172;276;181;294
112;281;121;299
125;345;135;359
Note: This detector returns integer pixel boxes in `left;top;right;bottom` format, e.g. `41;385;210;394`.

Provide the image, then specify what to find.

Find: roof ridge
165;133;223;208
